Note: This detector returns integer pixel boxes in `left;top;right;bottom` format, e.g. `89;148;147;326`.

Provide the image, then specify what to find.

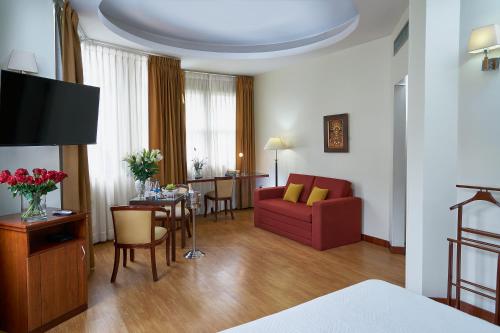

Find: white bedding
221;280;499;333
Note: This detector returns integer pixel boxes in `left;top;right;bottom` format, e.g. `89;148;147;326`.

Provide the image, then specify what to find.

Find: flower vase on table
135;179;147;199
192;148;206;180
124;149;163;199
0;168;67;222
21;192;47;221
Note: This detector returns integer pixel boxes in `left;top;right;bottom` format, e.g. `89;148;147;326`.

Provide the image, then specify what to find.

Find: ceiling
72;0;408;75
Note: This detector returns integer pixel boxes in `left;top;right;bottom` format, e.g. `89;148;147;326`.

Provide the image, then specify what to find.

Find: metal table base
184;197;205;259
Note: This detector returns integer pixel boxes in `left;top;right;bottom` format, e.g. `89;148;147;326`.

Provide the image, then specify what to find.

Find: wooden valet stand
448;184;500;325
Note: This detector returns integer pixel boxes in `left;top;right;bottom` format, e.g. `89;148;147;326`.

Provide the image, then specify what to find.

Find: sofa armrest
254;186;286;202
311;197;362;250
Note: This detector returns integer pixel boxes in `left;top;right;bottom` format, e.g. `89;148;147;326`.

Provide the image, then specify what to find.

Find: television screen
0;70;100;146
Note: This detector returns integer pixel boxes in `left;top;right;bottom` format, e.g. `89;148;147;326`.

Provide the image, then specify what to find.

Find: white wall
0;0;60;215
391;9;409;86
405;0;500;313
389;9;409;247
457;0;500;312
254;36;394;240
406;0;460;297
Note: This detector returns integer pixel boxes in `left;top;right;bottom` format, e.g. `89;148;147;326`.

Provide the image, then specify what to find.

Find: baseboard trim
389;245;406;255
361;234;390;247
361;234;405;255
431;298;496;324
32;304;88;333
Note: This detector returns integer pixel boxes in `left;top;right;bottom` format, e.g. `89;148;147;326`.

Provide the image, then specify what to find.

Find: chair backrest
110;206;165;245
215;177;234;198
176;184;189;195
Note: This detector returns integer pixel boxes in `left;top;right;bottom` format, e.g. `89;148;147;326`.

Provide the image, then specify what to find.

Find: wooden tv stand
0;209;88;332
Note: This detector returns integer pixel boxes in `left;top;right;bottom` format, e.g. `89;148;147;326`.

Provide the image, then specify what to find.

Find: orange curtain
236;76;255;208
59;1;94;269
148;56;187;185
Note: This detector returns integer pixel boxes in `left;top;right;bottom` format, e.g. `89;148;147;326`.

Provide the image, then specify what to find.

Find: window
185;72;236;179
82;42;148;242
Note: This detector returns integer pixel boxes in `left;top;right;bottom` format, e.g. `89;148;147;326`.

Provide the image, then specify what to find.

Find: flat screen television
0;70;100;146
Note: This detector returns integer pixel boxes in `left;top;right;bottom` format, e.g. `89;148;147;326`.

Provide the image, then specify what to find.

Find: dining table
129;193;187;263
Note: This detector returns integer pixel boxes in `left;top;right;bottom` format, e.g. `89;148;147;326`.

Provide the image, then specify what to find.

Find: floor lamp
264;137;287;187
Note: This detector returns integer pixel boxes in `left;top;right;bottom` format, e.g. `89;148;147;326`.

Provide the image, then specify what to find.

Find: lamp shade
7;50;38;73
264;137;286;150
468;24;500;54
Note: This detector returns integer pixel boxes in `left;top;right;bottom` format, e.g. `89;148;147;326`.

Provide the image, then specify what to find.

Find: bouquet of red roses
0;168;67;195
0;168;67;220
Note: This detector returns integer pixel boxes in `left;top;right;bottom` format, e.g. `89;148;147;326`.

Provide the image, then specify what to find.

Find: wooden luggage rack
448;184;500;325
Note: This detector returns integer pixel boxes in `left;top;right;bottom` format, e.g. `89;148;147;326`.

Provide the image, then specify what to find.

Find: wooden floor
49;209;404;333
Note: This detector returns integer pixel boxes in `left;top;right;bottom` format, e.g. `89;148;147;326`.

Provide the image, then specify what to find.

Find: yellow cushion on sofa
306;186;329;206
283;183;304;203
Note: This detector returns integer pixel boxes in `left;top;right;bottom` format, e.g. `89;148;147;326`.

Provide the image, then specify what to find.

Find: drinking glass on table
153;180;161;198
144;179;152;198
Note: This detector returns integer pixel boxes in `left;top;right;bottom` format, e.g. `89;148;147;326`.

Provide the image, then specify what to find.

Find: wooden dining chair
204;176;235;221
110;206;170;282
154;184;192;248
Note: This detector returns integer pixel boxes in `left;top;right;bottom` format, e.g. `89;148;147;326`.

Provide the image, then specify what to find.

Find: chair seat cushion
257;198;312;222
155;226;168;240
155;205;190;219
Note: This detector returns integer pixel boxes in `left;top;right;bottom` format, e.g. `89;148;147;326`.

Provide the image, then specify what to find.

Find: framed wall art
323;113;349;153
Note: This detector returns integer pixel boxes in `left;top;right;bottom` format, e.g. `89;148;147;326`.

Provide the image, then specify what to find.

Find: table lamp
238;152;245;174
264;137;287;186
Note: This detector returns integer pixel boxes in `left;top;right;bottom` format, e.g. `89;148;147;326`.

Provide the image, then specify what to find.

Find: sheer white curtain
185;72;236;210
82;42;148;242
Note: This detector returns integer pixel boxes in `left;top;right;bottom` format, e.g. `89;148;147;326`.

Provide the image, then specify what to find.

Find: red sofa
254;173;362;250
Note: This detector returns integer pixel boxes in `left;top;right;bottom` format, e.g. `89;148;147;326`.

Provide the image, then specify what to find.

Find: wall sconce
468;24;500;71
7;49;38;74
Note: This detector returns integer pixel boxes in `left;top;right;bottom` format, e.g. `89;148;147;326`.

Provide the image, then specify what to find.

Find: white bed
221;280;499;333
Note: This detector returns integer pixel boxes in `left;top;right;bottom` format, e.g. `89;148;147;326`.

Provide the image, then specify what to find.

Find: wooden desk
186;172;269;184
0;209;88;333
129;194;187;263
187;172;269;209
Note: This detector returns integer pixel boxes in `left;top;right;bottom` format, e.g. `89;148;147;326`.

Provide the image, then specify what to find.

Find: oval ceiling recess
98;0;359;59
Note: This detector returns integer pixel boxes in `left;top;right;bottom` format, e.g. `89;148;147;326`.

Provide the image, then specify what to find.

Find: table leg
171;202;176;262
181;199;186;248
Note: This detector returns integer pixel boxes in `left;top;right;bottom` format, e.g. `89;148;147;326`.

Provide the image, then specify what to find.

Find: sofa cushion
257;198;312;222
286;173;315;203
313;176;352;199
306;186;329;206
283;183;304;203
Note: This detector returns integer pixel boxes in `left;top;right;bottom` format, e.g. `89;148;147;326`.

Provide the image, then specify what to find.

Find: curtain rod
184;70;236;78
78;25;241;78
80;38;239;78
80;37;177;59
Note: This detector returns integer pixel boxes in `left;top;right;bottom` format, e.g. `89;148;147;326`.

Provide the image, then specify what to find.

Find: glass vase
194;168;203;179
21;193;47;222
135;180;146;199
